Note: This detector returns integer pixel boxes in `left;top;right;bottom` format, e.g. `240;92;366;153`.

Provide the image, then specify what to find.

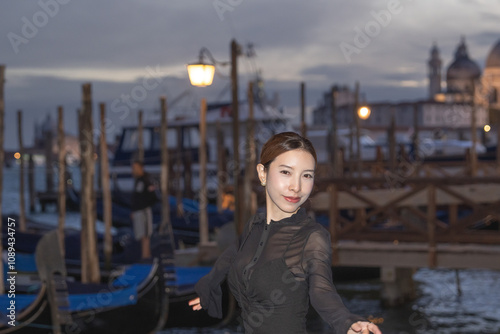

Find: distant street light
484;124;491;132
358;106;371;120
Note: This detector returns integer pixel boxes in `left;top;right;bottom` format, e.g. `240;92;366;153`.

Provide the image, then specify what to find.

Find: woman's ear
256;164;266;185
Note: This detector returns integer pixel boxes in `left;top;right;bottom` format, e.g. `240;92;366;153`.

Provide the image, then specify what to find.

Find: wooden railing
310;176;500;266
316;149;500;180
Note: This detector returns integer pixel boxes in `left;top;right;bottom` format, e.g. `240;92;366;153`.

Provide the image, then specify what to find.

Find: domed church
430;36;500;114
446;37;481;95
484;39;500;113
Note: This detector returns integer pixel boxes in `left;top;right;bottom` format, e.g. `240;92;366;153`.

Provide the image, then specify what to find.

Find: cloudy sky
1;0;500;149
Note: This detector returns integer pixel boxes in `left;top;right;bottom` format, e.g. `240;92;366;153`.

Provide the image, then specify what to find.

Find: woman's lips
284;196;300;203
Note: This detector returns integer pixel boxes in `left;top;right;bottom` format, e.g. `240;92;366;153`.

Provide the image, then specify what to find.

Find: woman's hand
347;321;382;334
188;297;202;311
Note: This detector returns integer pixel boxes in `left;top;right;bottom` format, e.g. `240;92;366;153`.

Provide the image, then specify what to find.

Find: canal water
157;268;500;334
3;165;500;334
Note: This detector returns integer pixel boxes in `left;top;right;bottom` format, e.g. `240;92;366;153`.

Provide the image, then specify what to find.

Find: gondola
0;231;168;334
68;185;234;245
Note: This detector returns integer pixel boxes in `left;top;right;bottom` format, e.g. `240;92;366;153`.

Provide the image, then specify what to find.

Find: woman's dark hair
260;132;317;169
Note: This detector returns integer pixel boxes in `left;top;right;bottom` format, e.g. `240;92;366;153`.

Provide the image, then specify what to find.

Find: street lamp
358;106;371;120
187;40;243;237
187;63;215;87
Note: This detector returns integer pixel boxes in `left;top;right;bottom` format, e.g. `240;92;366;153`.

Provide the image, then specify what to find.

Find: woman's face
257;149;315;222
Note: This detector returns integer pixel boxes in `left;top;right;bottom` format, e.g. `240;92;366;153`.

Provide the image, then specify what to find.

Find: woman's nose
289;177;300;192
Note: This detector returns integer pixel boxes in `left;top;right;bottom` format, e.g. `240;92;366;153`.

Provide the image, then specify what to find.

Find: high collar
254;207;308;225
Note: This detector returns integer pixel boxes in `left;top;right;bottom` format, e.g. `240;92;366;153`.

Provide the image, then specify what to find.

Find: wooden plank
311;183;500;210
339;231;500;244
336;241;500;270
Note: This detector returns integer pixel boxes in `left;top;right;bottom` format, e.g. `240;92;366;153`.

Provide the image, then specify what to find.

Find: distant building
484;39;500;122
311;36;499;148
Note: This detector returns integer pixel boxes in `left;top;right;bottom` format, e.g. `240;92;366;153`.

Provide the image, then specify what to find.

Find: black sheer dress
195;208;365;334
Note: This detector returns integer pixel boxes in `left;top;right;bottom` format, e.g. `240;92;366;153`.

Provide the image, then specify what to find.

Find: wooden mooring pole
100;103;113;269
0;65;5;294
243;81;257;224
328;185;339;265
57;106;66;257
17;110;26;232
231;39;242;235
427;184;437;267
28;153;35;212
216;121;226;213
175;127;184;217
44;118;54;194
199;98;209;245
412;104;419;161
300;82;307;138
330;87;339;177
137;110;144;162
389;111;397;173
80;83;100;283
159;96;173;242
354;81;362;178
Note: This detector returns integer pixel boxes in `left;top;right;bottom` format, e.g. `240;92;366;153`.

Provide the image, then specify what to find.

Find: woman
189;132;382;334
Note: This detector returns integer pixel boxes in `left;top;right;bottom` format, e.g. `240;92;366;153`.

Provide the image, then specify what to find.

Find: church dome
446;37;481;94
486;39;500;68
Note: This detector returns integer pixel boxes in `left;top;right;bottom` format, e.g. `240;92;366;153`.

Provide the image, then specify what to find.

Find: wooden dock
311;159;500;305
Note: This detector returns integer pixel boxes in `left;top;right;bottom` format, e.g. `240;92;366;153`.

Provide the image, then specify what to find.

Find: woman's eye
280;170;290;175
304;174;314;179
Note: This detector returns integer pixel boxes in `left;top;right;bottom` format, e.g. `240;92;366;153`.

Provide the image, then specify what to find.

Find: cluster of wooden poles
0;71;178;291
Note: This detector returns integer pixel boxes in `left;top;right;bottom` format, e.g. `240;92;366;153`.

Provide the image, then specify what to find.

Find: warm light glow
187;63;215;87
14;152;21;160
358;106;371;120
484;124;491;132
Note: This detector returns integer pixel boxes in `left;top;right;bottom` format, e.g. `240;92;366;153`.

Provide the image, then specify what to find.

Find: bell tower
428;43;442;100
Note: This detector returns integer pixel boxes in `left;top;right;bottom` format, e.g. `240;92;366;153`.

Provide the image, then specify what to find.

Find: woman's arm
193;238;238;318
303;228;381;334
191;215;256;318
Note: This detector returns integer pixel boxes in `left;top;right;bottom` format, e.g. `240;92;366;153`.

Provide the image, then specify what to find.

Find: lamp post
354;82;372;177
187;39;243;237
356;104;370;177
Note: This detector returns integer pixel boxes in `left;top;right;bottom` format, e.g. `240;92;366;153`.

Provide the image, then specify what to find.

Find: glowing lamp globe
187;63;215;87
358;106;371;120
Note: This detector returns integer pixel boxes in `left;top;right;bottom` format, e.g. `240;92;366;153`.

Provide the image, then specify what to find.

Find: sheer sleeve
194;238;238;318
302;228;365;334
194;217;255;318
